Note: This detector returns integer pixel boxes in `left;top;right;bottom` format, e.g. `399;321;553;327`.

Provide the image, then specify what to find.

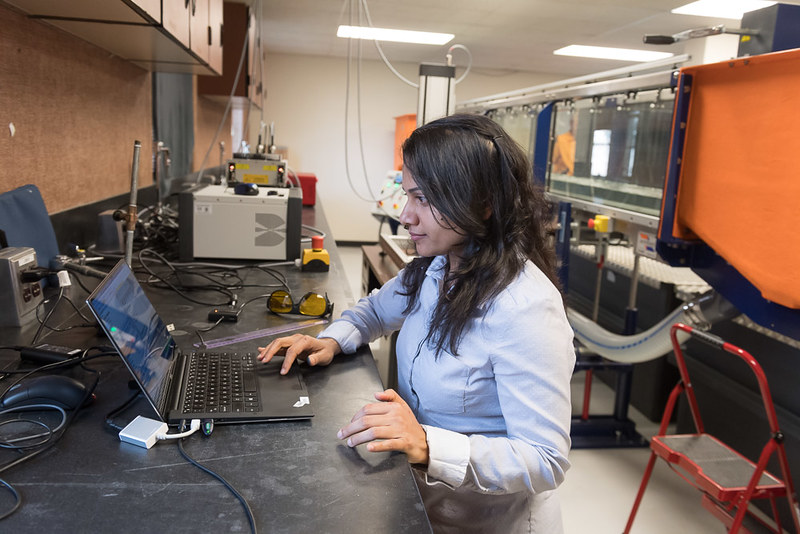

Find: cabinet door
163;0;190;49
197;2;248;96
190;0;209;62
207;0;223;75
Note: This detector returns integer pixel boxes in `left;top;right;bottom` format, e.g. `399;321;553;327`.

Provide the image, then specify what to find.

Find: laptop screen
87;260;176;410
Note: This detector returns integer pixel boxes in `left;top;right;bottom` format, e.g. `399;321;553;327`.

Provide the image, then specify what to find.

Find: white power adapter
119;415;168;449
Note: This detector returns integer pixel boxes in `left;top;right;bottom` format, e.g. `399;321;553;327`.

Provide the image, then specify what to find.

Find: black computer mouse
1;375;92;411
233;182;259;196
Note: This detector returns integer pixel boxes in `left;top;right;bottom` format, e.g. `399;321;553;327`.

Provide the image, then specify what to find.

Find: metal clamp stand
125;140;141;268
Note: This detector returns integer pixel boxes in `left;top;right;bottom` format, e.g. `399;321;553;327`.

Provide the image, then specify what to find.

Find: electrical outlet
0;247;43;327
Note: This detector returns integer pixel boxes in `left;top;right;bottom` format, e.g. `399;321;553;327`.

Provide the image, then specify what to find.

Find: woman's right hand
257;334;341;375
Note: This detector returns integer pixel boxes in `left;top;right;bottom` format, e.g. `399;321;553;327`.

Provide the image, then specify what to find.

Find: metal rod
628;252;641;309
457;54;690;111
125;140;141;267
154;141;163;216
592;239;606;322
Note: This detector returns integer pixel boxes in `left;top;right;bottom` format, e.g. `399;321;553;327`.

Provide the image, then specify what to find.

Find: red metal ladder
624;323;800;533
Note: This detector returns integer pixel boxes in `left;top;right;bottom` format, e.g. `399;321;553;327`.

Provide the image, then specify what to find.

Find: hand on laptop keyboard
257;334;341;375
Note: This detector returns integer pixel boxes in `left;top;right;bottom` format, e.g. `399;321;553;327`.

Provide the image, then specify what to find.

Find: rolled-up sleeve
318;273;409;353
420;424;471;487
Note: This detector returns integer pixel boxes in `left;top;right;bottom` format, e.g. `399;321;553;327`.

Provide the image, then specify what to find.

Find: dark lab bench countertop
0;202;431;533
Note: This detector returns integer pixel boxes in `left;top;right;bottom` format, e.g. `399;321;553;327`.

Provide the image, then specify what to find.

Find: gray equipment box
0;247;43;327
179;185;302;262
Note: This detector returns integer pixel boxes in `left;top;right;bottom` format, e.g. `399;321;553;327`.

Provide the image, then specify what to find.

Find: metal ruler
193;318;329;349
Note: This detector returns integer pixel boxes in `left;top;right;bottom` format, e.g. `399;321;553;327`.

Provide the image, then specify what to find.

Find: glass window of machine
547;89;674;216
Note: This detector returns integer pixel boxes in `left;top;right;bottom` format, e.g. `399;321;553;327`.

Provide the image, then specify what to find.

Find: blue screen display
88;261;175;409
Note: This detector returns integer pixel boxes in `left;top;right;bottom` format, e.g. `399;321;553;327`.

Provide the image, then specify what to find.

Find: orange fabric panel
673;48;800;309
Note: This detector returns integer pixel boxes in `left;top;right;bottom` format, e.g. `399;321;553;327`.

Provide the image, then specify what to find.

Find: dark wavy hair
399;113;559;356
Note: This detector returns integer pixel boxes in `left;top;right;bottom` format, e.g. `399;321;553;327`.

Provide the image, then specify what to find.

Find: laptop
86;259;314;424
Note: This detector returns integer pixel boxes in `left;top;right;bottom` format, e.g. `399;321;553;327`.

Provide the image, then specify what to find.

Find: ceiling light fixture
336;25;454;46
554;45;674;62
671;0;776;20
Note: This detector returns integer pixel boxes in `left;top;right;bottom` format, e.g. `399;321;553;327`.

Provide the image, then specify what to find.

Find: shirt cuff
421;424;470;488
317;319;363;354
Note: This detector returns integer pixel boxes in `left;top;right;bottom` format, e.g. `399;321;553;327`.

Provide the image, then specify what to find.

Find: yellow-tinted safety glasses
267;290;333;317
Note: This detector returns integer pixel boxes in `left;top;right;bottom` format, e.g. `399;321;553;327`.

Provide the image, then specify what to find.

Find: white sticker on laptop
293;396;310;408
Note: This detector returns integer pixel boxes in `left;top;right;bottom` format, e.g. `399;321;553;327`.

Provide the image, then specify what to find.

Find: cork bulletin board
0;4;152;216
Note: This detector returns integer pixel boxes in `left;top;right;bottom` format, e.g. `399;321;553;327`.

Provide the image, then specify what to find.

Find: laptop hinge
163;349;187;418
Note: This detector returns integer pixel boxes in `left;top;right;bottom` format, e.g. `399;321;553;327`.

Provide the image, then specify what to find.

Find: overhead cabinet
198;1;261;107
6;0;223;75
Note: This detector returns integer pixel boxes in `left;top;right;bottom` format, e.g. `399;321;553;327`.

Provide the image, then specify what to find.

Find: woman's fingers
257;335;339;374
339;390;429;464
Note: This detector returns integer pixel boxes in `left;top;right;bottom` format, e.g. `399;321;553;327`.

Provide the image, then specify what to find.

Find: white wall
258;52;560;242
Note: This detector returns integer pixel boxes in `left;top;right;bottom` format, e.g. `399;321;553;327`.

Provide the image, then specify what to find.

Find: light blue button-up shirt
320;255;575;533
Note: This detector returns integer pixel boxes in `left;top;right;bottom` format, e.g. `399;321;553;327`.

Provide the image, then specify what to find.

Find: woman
258;113;575;533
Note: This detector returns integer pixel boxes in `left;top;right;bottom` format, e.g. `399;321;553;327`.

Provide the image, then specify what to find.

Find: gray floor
337;245;725;533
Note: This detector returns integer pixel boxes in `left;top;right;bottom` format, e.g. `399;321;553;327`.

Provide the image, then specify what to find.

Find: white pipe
568;305;691;364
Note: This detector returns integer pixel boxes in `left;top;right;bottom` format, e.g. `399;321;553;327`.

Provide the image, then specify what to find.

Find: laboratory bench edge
0;192;432;533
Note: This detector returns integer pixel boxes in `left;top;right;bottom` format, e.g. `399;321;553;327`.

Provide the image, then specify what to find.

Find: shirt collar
425;255;448;281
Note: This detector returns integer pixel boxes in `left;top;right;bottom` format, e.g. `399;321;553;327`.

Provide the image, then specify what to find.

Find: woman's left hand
338;389;429;465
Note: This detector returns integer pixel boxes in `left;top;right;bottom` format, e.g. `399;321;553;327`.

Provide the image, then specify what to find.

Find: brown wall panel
193;86;232;175
0;4;152;215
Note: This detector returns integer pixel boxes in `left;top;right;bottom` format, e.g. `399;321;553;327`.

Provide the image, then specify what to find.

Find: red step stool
624;323;800;533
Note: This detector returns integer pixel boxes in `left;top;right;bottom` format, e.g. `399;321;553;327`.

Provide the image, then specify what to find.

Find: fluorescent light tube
671;1;776;20
554;45;674;62
337;25;454;45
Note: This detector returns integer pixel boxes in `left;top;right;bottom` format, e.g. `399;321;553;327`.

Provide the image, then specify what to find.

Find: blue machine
458;5;800;448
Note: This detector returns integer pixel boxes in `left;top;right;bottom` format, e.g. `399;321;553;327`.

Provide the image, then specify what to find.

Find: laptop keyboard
182;352;261;414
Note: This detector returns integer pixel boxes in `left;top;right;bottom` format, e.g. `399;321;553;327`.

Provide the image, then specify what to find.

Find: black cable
167;258;245;287
90;247;287;297
237;294;269;313
0;377;96;476
0;351;113;375
0;479;20;520
136;251;289;306
60;294;94;323
194;317;225;348
0;349;23;381
170;264;247;289
67;269;96;296
30;287;64;345
177;438;257;534
0;348;112;400
0;369;98;521
137;249;234;306
33;292;95;334
104;391;142;432
132;205;181;257
0;406;64;449
254;266;291;292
